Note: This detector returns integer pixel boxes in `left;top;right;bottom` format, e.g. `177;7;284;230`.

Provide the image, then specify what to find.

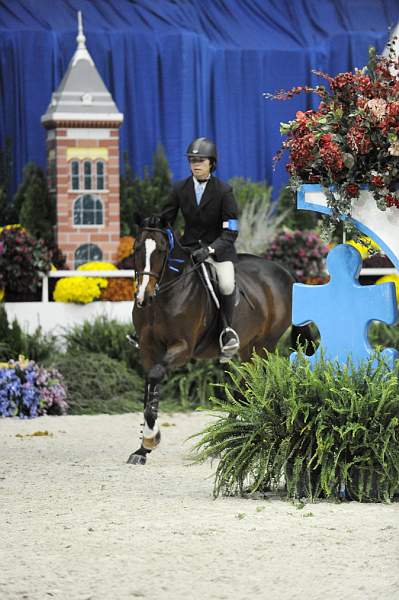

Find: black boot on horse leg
127;364;166;465
219;290;240;362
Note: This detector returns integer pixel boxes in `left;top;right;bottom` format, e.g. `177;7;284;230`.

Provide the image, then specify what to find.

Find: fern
191;350;399;502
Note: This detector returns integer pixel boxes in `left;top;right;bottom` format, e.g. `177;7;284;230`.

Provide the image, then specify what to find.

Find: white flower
366;98;387;120
388;141;399;156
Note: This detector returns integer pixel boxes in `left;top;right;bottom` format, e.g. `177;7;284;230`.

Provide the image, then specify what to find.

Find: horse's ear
159;214;169;228
134;212;144;228
142;214;165;228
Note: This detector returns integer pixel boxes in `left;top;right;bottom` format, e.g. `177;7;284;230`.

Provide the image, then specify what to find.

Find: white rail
39;268;398;303
359;268;398;276
41;270;135;303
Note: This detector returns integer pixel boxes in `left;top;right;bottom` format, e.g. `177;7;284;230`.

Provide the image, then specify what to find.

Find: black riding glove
191;247;210;263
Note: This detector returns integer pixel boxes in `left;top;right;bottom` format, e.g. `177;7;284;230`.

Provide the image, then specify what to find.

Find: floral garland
266;43;399;235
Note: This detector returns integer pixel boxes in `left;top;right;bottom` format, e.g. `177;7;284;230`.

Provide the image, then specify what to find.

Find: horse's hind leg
127;364;166;465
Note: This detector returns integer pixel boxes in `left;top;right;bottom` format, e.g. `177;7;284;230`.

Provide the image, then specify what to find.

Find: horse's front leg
126;364;165;465
127;341;189;466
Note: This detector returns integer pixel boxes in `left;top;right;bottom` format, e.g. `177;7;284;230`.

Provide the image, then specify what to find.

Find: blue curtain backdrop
0;0;398;198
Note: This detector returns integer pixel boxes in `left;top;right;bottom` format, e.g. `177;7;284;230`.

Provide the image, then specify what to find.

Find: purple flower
0;360;68;418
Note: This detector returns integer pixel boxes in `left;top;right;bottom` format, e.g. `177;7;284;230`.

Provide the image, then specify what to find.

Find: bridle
134;226;203;300
134;226;170;288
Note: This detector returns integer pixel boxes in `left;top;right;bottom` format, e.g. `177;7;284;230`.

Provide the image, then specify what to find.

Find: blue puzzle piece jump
290;244;399;369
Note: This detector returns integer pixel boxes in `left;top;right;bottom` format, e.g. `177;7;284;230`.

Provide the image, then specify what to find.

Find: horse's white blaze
136;238;156;304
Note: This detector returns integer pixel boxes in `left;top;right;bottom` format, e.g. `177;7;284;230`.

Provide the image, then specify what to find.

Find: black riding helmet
186;137;217;171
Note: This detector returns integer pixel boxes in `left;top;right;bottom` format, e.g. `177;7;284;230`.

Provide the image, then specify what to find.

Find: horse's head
134;216;170;307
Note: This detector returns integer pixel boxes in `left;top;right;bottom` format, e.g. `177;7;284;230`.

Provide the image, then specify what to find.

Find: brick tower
41;12;123;268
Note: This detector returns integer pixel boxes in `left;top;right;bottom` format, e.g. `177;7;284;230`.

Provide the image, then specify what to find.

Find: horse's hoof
127;447;149;465
142;428;161;450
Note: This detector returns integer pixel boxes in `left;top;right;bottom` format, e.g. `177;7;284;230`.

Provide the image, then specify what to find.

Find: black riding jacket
161;176;239;262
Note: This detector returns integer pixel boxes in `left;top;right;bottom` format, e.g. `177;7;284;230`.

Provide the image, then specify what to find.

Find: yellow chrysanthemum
54;276;104;304
376;274;399;303
54;262;117;303
77;261;117;290
0;288;4;302
77;261;117;272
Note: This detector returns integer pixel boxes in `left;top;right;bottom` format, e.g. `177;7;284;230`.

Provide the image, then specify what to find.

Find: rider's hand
191;247;210;263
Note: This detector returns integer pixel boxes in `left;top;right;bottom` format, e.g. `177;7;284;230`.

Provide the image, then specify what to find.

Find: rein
155;261;204;295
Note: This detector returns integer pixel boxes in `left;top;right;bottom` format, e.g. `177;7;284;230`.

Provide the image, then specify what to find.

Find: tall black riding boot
219;291;240;360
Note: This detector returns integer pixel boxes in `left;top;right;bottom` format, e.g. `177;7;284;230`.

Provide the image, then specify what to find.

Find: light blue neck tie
195;181;206;205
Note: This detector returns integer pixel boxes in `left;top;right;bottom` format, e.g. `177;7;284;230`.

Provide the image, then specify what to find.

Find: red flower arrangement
266;43;399;230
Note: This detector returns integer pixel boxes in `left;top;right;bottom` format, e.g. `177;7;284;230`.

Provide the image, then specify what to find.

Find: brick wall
47;126;121;267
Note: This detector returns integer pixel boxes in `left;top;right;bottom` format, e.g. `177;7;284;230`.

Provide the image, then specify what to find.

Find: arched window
71;161;80;190
74;243;103;268
84;161;92;190
73;194;103;226
96;161;105;190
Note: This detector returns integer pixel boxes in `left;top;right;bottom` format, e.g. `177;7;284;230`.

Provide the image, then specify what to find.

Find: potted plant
267;43;399;238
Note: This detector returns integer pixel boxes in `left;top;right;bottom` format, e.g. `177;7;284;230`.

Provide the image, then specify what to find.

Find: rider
161;137;240;360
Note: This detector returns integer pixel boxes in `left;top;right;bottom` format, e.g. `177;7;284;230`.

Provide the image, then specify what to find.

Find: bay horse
127;216;298;465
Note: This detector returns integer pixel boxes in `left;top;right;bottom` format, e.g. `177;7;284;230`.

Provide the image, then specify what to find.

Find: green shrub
51;351;143;414
62;316;142;373
369;321;399;349
162;359;226;410
191;351;399;502
14;162;55;245
275;185;319;231
0;305;58;363
61;317;229;412
228;177;271;212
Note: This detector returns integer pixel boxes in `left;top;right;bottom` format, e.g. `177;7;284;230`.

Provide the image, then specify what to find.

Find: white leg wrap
142;419;161;450
143;419;159;439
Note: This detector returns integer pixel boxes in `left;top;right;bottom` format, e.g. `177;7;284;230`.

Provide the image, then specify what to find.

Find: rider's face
189;157;211;180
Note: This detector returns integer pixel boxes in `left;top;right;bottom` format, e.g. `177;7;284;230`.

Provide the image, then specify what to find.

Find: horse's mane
140;215;190;259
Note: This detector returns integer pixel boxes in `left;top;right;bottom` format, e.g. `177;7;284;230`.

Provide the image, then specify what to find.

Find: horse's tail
290;324;315;356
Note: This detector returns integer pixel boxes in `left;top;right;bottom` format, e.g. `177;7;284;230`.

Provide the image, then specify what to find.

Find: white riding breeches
206;257;235;295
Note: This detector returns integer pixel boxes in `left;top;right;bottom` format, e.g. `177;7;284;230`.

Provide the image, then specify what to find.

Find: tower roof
41;12;123;126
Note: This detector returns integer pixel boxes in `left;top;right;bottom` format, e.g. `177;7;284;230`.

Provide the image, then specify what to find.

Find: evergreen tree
120;144;172;235
13;162;55;243
7;319;24;358
152;143;172;200
0;304;9;341
0;137;17;225
119;152;136;236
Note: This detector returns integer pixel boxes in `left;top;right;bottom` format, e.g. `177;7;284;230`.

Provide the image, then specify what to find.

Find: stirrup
126;333;139;349
219;327;240;353
219;327;240;351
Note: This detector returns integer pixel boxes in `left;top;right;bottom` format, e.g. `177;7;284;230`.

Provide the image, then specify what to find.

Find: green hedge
51;351;143;414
